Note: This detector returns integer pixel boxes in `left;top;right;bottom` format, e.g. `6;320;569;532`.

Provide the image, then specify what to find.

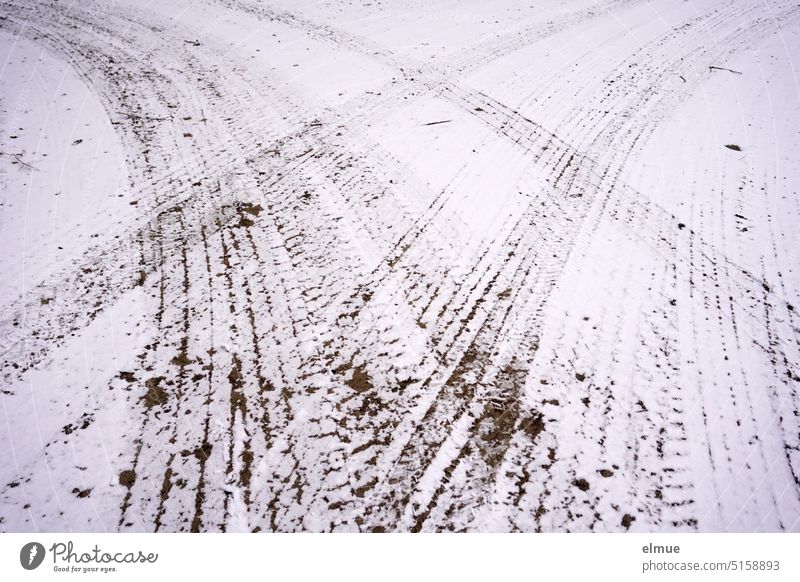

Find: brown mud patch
142;377;168;408
119;470;136;488
346;365;372;393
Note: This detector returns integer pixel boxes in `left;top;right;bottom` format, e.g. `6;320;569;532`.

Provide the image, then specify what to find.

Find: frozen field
1;0;799;532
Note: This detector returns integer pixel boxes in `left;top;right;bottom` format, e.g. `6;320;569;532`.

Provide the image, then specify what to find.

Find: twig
0;151;38;171
709;65;742;75
421;119;452;127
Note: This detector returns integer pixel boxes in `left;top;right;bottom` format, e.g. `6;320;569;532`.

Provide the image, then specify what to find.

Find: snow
0;29;131;305
1;0;799;532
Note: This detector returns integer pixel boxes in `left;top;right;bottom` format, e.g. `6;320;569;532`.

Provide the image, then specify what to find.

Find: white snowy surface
1;0;799;532
0;29;131;302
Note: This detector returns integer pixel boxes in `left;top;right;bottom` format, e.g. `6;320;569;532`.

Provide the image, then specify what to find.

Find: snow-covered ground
1;0;799;532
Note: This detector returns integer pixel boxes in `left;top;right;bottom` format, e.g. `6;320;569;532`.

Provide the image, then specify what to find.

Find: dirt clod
240;202;263;216
171;353;192;367
346;365;372;393
519;412;545;441
119;470;136;488
573;478;590;491
142;377;167;408
195;442;213;461
119;371;136;383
